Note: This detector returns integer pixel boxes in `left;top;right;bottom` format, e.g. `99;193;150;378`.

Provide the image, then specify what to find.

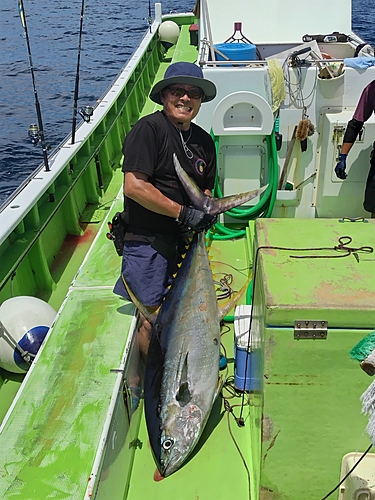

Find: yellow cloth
267;58;286;112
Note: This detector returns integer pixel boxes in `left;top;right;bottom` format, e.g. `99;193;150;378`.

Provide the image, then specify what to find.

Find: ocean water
0;0;374;207
0;0;193;206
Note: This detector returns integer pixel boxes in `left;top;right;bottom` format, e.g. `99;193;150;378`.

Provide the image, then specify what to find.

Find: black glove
335;153;347;180
177;206;217;232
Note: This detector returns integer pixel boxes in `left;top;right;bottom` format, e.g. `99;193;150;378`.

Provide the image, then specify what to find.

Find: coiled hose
208;129;278;241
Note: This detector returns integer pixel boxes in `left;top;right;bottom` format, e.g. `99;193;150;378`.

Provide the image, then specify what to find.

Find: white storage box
339;452;375;500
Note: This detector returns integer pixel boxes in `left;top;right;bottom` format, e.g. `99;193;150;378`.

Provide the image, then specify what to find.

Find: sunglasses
167;86;204;100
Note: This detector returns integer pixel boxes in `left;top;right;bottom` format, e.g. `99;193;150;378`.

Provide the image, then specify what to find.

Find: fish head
158;401;203;477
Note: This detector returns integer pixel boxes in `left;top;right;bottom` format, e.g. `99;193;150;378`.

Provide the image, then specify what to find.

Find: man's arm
124;172;216;232
334;118;364;180
124;171;181;218
340;142;354;155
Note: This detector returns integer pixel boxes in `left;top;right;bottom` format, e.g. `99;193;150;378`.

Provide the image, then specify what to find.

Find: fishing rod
71;0;86;145
147;0;152;31
17;0;50;172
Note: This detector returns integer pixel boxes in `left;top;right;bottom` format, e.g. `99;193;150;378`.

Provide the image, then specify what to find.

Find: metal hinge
294;320;328;339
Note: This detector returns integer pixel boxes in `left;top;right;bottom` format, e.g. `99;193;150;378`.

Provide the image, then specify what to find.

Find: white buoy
158;20;180;49
0;296;57;374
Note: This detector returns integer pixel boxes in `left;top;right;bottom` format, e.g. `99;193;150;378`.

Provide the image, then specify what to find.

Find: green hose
209;128;278;241
210;127;277;319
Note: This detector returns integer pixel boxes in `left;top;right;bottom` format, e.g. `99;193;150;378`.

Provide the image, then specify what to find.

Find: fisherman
334;79;375;217
113;62;217;358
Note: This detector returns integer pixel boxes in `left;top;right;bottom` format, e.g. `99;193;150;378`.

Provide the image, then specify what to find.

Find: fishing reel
78;105;94;123
28;124;40;145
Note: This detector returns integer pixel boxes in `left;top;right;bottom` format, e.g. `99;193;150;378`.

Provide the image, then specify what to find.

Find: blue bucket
234;346;261;392
214;42;257;63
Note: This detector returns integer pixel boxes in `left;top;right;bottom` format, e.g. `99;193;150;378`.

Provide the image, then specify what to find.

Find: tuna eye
162;438;174;450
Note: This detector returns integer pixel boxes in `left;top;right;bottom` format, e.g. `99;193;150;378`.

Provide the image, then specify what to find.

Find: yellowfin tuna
125;154;266;477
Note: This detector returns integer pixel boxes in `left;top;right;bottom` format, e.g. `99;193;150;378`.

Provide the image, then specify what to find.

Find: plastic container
189;24;198;46
339;452;375;499
318;70;345;100
234;347;261;391
214;43;257;64
234;305;261;392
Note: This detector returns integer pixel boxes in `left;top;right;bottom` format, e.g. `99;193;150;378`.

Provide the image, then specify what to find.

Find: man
113;62;217;357
335;79;375;217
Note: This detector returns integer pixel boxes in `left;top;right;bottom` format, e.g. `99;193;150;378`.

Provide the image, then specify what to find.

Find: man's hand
177;206;217;232
335;153;348;180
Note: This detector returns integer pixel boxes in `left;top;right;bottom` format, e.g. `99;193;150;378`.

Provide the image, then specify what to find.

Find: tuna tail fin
121;274;159;324
173;153;267;216
218;274;252;322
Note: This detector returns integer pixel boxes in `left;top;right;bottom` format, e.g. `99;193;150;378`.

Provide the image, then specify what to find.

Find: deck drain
80;208;107;223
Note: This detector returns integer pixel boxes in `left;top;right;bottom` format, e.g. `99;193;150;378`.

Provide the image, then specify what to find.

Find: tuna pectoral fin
176;381;191;406
173;153;267;215
176;352;191;407
121;274;158;324
218;275;252;322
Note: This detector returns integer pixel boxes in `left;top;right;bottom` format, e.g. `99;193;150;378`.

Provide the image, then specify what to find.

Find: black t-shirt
122;110;216;235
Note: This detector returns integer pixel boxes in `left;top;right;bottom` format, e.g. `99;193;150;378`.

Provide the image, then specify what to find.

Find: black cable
321;443;372;499
224;400;251;500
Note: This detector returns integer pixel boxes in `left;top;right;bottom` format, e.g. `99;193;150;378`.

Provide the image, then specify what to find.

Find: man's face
161;84;204;130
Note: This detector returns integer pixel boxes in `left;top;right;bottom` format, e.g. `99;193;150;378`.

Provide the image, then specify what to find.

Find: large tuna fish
125;154;266;478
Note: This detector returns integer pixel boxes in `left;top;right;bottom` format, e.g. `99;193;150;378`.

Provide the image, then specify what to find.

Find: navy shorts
113;241;178;307
364;148;375;213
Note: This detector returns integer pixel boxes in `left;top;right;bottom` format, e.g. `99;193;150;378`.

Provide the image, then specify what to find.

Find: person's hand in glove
335;153;348;180
177;206;217;232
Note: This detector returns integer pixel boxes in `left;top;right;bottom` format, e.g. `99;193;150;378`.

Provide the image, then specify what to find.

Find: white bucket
318;71;345;100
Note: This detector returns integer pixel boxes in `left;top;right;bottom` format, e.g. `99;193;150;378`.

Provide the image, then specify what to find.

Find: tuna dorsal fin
218;275;252;321
121;274;158;324
173;153;267;215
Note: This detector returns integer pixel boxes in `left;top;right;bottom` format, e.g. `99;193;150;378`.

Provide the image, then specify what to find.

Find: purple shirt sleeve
353;79;375;122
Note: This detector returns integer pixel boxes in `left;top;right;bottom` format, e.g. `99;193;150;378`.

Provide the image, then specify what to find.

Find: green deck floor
0;195;136;499
0;169;125;425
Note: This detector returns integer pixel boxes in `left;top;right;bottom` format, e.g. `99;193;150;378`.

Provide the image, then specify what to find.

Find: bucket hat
149;62;217;104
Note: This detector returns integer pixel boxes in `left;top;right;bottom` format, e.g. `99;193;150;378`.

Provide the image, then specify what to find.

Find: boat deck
1;13;374;499
0;194;137;499
0;167;125;424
